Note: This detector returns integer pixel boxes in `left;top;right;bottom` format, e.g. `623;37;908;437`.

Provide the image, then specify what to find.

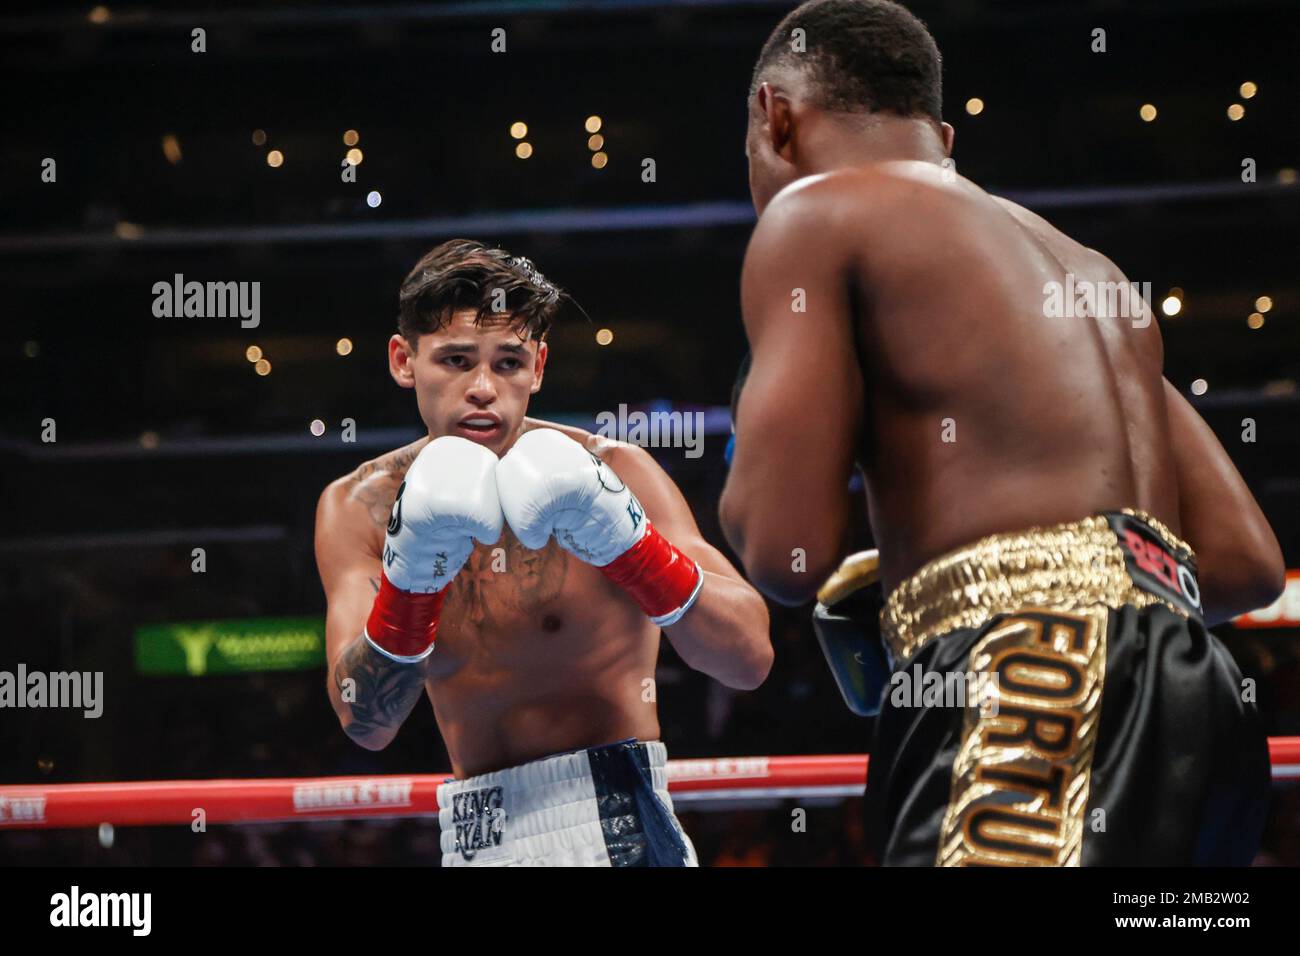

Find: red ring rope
1;738;1296;829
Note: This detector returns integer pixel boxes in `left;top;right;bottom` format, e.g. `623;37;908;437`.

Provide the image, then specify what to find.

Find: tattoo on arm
387;445;421;474
348;444;424;529
333;635;427;744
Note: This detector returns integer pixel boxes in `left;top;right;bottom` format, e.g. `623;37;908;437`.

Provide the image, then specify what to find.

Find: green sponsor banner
134;616;326;676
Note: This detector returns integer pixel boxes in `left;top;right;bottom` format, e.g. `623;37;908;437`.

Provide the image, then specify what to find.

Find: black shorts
867;511;1271;866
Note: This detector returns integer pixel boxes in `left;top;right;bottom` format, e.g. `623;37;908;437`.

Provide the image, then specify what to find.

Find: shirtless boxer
720;0;1284;865
315;239;771;866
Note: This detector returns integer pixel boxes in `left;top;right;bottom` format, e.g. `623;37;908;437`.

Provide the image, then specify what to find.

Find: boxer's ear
940;121;955;156
529;340;548;394
388;334;416;388
757;82;795;159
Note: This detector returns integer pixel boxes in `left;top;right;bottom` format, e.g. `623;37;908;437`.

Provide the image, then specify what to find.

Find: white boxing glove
383;436;503;591
366;436;503;661
495;428;644;566
496;428;703;627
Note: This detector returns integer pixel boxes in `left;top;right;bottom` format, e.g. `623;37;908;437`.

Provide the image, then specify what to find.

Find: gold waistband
881;510;1194;663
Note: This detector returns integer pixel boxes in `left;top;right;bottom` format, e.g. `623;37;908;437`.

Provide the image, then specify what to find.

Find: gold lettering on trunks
937;607;1107;866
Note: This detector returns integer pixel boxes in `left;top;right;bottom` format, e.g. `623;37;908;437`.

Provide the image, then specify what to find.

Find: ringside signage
134;616;326;675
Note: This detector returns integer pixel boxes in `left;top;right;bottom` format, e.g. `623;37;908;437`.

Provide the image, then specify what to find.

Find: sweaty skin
317;418;770;778
722;126;1283;622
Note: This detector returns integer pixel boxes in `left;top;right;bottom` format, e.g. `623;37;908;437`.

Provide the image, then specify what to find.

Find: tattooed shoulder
386;441;423;475
345;439;428;529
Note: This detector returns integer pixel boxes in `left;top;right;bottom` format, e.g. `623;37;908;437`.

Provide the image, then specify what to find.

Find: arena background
1;0;1298;866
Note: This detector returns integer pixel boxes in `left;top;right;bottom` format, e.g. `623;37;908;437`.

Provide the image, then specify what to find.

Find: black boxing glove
812;550;892;717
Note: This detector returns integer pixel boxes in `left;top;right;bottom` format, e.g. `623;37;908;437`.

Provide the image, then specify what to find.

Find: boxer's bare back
840;163;1175;584
727;160;1281;619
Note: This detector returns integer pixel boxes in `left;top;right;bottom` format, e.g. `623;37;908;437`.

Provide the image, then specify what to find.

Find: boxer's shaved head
399;238;564;348
750;0;942;122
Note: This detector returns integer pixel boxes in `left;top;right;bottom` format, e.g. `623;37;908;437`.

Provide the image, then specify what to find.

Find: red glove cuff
365;573;447;661
600;521;703;625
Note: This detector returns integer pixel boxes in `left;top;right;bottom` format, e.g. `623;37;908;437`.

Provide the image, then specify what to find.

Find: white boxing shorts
437;739;697;867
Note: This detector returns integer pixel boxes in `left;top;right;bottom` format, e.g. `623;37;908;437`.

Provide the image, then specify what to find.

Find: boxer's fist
813;550;890;717
383;436;503;593
496;429;646;567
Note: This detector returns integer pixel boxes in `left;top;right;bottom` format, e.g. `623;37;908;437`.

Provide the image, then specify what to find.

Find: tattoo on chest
446;528;568;629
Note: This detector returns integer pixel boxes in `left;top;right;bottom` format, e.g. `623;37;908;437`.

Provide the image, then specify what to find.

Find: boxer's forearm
1163;380;1285;623
1179;491;1283;625
659;572;772;690
327;634;428;750
1197;556;1284;627
719;481;852;606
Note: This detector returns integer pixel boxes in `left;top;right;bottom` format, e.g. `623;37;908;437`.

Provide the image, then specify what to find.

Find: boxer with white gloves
315;239;771;866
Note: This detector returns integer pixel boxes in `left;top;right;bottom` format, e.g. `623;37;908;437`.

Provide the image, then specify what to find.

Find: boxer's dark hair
750;0;942;122
398;238;564;346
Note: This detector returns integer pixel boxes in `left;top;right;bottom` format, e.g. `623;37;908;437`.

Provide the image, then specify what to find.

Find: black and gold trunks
865;511;1271;866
